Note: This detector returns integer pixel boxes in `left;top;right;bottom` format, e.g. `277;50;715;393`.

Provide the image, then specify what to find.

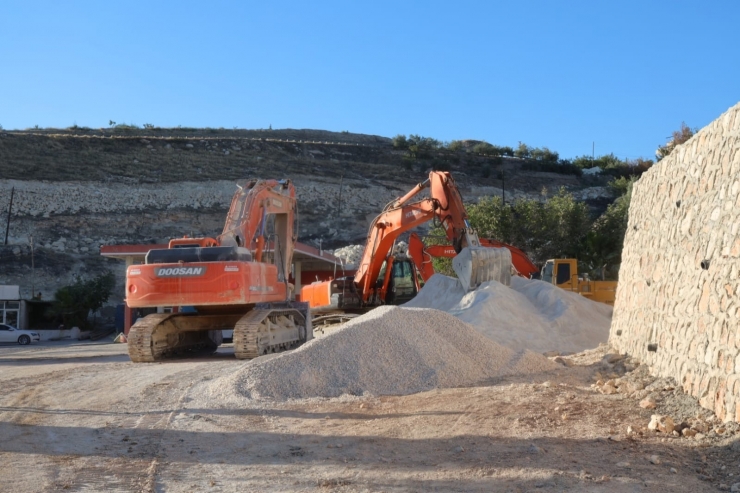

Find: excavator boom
302;171;509;312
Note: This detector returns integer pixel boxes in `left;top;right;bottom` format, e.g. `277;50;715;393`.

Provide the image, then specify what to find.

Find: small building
0;285;23;328
100;242;353;333
0;285;53;330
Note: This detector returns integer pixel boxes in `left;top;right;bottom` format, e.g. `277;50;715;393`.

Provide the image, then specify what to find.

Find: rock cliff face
0;128;611;303
609;101;740;422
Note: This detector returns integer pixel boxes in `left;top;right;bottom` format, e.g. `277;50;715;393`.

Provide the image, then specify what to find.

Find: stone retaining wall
609;102;740;422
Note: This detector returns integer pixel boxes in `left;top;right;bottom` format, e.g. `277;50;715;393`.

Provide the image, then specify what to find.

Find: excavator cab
386;259;419;305
541;259;576;286
375;258;419;305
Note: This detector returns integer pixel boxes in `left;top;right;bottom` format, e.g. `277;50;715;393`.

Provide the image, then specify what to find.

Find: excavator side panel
127;261;288;308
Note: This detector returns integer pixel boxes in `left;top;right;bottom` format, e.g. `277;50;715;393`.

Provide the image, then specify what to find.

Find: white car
0;324;40;345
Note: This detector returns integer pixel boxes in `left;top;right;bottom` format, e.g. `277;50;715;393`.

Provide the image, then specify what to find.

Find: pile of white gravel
330;241;408;269
207;305;556;401
405;274;613;354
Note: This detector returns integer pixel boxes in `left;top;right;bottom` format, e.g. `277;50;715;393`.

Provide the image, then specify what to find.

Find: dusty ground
1;340;738;492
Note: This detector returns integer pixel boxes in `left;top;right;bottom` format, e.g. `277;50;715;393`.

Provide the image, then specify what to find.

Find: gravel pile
405;274;612;354
328;244;363;268
208;305;556;401
330;241;408;269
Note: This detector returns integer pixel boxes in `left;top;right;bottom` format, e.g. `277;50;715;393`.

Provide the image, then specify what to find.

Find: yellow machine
540;259;617;305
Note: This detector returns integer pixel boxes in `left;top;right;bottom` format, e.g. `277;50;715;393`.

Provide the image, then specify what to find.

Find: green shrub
656;122;696;160
514;142;532;159
447;140;463;152
392;134;408;149
51;272;116;329
521;161;582;176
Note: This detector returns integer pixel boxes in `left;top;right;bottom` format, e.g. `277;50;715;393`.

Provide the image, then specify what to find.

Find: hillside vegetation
1;126;644;195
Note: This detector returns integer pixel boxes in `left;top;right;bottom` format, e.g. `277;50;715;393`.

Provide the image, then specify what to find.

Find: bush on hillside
51;272;116;330
656;122;696;160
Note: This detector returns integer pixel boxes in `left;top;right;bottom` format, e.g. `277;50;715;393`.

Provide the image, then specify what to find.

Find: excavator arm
301;171;511;312
218;179;296;281
354;171;505;302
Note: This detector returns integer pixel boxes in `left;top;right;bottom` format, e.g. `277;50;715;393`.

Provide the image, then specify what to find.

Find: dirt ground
1;339;738;492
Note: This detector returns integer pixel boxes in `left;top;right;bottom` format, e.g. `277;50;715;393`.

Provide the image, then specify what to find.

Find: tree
514;142;532;159
406;134;442;159
581;182;633;278
463;189;590;264
529;147;559;164
447;140;463;152
392;134;408;149
607;176;637;196
52;272;116;329
656;122;696;160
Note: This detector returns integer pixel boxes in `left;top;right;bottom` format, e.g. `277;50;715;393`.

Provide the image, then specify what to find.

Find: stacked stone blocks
610;102;740;422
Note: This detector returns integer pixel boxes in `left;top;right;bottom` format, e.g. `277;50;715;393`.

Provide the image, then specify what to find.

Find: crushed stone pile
405;274;613;354
330;241;408;269
328;244;363;268
207;305;556;401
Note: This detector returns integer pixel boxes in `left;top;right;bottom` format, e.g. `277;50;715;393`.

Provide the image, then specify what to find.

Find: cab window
542;261;554;284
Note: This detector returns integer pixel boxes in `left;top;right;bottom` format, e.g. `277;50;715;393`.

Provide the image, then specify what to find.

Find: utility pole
336;174;344;217
502;169;505;206
30;235;35;298
592;142;595;167
4;186;14;245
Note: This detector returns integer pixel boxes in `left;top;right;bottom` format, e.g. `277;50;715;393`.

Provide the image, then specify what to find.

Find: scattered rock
648;415;675;434
605;353;624;364
693;421;710;433
639;397;657;409
626;381;646;393
600;383;618;395
649;454;661;464
552;356;573;367
731;483;740;493
616;461;630;468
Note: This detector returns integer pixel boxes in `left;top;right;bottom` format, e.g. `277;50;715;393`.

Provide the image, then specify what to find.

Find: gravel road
1;339;735;492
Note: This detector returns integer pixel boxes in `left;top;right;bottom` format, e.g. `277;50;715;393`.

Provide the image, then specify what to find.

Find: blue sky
1;1;738;161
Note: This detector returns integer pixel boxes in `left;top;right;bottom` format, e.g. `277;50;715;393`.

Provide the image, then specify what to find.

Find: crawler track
128;314;174;363
128;306;309;362
233;308;307;360
128;313;226;363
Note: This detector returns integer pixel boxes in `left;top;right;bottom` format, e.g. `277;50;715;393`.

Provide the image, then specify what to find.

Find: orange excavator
125;179;311;362
301;171;511;314
407;232;540;280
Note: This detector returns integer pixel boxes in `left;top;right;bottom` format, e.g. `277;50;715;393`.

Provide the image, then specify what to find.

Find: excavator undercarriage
127;303;310;362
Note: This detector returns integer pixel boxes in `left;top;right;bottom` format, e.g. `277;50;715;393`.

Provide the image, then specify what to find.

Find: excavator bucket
452;247;512;291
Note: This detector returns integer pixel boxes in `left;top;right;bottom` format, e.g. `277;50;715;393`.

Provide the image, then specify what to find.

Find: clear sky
1;1;738;161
